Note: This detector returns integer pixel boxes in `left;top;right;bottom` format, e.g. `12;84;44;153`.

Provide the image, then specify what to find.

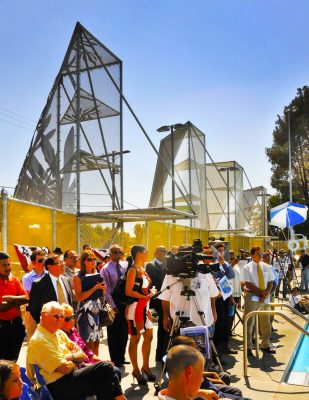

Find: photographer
158;245;219;335
211;243;236;355
273;249;289;298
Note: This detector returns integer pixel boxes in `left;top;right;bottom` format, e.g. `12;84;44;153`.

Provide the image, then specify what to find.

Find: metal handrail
259;302;309;322
243;309;309;376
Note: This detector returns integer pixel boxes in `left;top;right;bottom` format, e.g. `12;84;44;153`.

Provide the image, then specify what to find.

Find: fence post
145;221;149;249
53;208;56;250
77;214;80;254
1;188;8;252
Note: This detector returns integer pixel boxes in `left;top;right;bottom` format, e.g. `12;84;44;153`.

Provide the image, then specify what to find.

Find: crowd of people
0;241;308;400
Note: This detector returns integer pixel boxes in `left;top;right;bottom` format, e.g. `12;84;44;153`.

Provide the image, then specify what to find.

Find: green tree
266;86;309;235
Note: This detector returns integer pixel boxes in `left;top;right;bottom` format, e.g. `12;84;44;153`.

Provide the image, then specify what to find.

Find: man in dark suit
28;255;74;325
146;245;168;362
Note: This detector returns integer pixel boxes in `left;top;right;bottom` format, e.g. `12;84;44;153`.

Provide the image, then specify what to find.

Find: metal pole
287;110;295;242
145;221;149;249
188;125;192;227
1;188;8;252
53;208;56;250
171;126;175;211
255;314;260;359
288;110;292;203
119;61;124;210
56;84;61;209
227;169;230;230
76;31;81;253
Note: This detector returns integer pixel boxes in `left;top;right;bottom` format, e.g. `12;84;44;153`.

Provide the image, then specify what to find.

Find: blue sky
0;0;308;208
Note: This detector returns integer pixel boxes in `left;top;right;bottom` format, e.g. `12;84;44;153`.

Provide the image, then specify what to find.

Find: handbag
99;299;116;327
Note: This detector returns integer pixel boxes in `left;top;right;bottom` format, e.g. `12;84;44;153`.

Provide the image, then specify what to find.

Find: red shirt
0;275;27;320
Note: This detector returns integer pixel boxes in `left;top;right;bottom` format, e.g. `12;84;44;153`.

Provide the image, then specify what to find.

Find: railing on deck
243;303;309;376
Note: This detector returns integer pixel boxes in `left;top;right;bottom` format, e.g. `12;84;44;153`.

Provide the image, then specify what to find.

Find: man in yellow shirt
27;301;125;400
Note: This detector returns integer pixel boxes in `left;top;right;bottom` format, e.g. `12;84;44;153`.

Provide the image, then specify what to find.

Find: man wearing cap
241;247;275;355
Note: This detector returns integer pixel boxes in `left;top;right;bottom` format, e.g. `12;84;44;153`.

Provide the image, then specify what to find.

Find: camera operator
158;245;219;335
273;249;289;299
211;243;236;355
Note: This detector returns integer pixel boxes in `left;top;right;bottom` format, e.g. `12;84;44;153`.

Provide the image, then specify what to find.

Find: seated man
289;287;309;313
158;344;219;400
27;301;125;400
170;336;249;400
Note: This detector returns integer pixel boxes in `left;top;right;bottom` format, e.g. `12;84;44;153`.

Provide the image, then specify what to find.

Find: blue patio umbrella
270;202;308;228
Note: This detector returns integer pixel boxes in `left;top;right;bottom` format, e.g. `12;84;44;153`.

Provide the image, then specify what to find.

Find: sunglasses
50;313;64;320
111;251;123;255
86;258;96;262
37;258;45;263
64;314;76;322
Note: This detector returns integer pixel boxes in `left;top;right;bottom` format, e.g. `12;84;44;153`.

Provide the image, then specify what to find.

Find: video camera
166;239;221;277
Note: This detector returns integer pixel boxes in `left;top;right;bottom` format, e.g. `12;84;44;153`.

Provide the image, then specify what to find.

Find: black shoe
261;347;276;354
122;360;130;365
271;327;278;332
221;348;238;355
247;349;254;357
114;362;124;368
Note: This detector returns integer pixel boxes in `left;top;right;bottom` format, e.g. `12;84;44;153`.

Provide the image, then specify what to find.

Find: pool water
286;323;309;385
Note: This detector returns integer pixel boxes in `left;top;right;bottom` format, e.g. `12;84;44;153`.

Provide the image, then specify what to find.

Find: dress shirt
231;264;242;297
49;274;69;304
0;275;27;320
273;257;289;278
158;273;219;327
241;261;274;290
100;260;126;309
22;269;47;292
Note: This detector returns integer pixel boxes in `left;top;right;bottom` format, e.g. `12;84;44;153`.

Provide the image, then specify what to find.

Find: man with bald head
146;245;167;362
158;345;218;400
101;244;128;367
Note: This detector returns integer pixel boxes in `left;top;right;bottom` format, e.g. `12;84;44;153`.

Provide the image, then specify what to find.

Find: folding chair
31;364;54;400
20;367;39;400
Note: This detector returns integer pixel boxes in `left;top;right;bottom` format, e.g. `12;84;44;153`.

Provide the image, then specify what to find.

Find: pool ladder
243;303;309;376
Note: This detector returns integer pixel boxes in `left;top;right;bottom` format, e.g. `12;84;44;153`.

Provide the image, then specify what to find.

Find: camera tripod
154;276;223;394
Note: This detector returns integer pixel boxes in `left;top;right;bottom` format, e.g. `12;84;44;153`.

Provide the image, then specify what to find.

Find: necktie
116;264;122;280
57;278;66;304
257;263;265;290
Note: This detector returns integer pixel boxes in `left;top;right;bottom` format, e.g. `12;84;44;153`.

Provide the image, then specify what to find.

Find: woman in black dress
73;250;106;355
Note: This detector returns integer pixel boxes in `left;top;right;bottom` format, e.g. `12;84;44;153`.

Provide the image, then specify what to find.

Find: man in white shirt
241;247;275;356
159;254;219;332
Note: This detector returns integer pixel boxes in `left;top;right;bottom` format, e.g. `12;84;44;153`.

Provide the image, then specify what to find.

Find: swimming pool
286;323;309;386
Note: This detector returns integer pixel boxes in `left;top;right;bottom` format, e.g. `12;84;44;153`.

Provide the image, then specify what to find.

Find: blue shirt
212;261;235;280
22;269;47;292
